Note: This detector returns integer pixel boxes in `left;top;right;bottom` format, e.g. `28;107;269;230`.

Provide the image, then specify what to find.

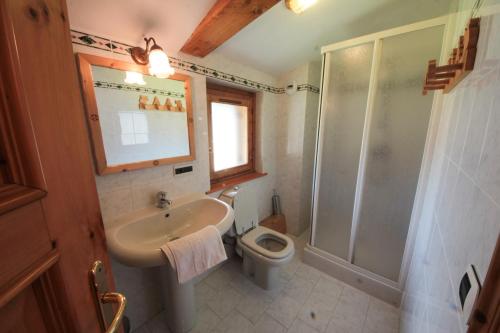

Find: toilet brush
261;190;287;234
272;189;282;215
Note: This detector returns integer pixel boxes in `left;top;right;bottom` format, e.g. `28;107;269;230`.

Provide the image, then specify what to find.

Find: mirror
77;53;195;175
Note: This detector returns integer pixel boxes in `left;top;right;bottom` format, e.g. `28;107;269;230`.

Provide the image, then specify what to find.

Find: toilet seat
240;226;294;260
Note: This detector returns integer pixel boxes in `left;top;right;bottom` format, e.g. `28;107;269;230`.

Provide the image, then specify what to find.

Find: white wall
275;61;321;235
401;6;500;333
299;62;322;234
73;44;281;224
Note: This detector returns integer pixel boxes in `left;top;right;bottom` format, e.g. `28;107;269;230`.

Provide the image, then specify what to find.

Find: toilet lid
232;186;259;235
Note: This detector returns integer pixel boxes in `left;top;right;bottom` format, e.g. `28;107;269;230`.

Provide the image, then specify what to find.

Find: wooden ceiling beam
181;0;280;57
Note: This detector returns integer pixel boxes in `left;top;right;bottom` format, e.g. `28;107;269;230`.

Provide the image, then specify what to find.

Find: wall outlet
174;165;193;176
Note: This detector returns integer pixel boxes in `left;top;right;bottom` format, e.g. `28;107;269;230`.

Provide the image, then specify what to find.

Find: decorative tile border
94;81;185;98
71;29;319;94
297;83;320;94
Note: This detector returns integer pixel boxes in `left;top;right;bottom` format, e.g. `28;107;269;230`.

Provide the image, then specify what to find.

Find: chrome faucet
156;191;172;209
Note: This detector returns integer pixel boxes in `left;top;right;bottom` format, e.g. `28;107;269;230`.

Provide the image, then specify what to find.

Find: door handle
100;292;127;333
90;261;127;333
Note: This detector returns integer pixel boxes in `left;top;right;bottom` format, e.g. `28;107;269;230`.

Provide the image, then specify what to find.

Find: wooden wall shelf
423;18;480;95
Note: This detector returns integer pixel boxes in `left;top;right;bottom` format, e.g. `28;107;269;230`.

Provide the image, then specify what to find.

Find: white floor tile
189;305;220;333
313;276;344;301
287;318;320;333
297;291;336;332
237;291;271;323
295;262;323;284
207;286;243;318
252;313;287;333
330;286;370;330
283;275;315;304
364;297;400;333
325;317;363;333
266;294;302;328
212;310;254;333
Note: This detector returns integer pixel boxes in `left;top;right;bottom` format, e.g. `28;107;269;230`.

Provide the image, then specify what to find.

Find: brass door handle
90;261;127;333
101;292;127;333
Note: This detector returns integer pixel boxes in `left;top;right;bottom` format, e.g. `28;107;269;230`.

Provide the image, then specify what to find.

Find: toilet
220;186;295;290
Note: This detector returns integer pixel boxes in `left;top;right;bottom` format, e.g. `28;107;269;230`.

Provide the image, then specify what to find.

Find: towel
161;225;227;284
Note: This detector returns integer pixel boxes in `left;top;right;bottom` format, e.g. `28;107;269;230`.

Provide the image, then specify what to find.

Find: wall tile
443;91;461;158
477;91;500;204
449;88;476;163
435;160;459;225
460;79;494;178
402;9;500;333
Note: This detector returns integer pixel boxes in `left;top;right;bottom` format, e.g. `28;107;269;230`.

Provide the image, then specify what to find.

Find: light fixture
124;71;146;85
130;37;175;78
285;0;317;14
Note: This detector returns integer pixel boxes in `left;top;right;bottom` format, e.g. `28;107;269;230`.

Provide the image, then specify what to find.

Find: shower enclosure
306;18;446;304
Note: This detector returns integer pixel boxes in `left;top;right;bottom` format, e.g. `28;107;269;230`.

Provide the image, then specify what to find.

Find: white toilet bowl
237;225;294;289
220;187;295;290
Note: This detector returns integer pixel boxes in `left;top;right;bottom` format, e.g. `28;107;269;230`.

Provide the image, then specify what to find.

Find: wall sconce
285;0;317;14
130;37;175;78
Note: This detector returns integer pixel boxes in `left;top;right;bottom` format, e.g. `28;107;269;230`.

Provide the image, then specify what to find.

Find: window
207;84;255;186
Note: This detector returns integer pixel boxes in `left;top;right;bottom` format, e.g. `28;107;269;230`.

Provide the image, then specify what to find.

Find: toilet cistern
156;191;172;208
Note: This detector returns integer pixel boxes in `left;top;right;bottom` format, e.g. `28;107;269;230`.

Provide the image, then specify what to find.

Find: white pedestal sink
105;193;234;333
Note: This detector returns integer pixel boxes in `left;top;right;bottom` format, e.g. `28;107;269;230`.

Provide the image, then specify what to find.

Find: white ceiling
67;0;454;76
67;0;218;51
215;0;454;75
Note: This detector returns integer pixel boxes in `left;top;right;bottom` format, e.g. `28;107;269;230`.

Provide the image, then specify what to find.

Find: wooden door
0;0;118;332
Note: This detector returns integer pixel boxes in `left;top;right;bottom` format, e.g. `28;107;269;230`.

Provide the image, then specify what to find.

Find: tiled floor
133;233;400;333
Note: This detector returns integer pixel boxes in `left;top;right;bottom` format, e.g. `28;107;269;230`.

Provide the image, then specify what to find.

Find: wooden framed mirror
76;53;195;175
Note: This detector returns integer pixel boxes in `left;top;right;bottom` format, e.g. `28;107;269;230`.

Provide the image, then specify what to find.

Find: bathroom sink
105;193;234;267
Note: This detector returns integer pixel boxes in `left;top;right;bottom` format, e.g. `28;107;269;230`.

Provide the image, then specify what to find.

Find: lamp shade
285;0;317;14
148;49;175;78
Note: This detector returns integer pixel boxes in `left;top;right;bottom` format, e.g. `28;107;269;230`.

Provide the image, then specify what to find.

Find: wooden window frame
207;83;256;186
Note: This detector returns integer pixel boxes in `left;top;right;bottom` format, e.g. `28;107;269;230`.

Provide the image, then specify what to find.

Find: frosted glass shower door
352;26;444;280
314;43;373;260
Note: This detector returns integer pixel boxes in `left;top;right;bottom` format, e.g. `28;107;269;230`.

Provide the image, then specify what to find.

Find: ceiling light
285;0;317;14
124;71;146;85
130;37;175;78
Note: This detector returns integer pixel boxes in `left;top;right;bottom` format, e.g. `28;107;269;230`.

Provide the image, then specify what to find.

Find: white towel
161;225;227;284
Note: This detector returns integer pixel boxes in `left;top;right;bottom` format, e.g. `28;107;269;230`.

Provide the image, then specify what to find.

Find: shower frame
306;15;452;305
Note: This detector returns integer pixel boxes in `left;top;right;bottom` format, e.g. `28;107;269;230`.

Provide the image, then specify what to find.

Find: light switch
459;265;481;327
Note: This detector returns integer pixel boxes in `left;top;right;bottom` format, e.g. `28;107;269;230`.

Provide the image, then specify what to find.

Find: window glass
210;102;248;171
118;111;149;146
